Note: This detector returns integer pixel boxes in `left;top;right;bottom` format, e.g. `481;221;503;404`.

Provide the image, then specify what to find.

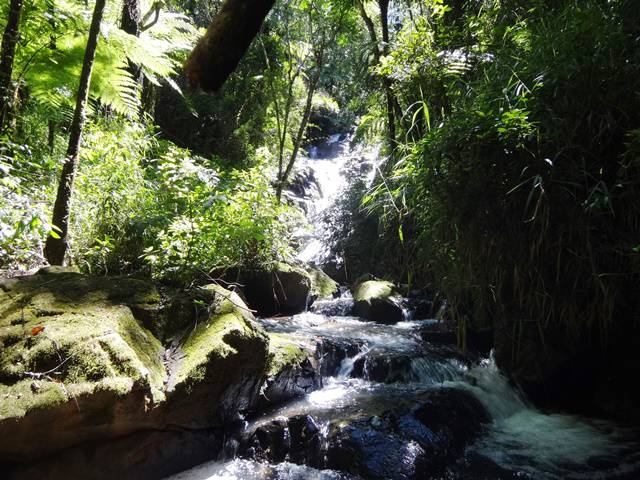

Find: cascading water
167;136;640;480
294;133;380;265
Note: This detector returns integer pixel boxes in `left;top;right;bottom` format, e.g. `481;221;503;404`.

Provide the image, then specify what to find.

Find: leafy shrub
141;144;300;281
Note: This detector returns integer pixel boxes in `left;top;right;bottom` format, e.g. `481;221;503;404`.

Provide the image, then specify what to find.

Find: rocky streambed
168;294;640;480
1;268;640;479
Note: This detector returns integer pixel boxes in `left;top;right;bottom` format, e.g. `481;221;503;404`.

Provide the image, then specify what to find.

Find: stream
167;137;640;480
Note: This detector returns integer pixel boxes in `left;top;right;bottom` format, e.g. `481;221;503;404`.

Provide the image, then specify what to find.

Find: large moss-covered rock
352;279;404;324
241;262;312;316
0;271;276;478
164;284;270;425
0;270;166;460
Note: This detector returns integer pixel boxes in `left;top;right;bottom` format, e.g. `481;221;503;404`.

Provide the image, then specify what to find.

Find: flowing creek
168;137;640;480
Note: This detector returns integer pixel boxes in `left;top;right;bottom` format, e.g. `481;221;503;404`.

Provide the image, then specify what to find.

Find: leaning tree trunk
356;0;398;148
184;0;276;92
44;0;107;266
121;0;141;36
0;0;24;134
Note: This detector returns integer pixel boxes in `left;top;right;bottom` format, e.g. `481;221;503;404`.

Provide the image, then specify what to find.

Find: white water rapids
167;136;640;480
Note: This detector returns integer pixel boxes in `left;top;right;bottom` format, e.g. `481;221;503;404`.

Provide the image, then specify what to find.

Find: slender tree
0;0;24;133
355;0;400;147
269;0;346;202
44;0;107;265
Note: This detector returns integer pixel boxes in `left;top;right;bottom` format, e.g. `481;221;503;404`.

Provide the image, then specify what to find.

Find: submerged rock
325;387;490;479
352;278;404;324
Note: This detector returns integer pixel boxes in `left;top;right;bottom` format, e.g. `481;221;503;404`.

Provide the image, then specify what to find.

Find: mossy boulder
352;279;405;324
240;262;312;316
258;333;320;407
0;272;274;477
163;284;270;424
308;266;339;300
0;271;166;460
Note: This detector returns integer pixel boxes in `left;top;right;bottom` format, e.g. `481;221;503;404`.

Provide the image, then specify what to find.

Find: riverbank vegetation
1;0;639;396
330;0;640;342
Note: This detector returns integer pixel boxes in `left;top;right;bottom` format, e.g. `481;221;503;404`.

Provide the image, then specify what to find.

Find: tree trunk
47;120;56;153
44;0;107;266
356;0;397;147
141;76;157;118
121;0;141;36
378;0;390;49
276;75;319;203
378;0;396;147
184;0;276;92
0;0;24;133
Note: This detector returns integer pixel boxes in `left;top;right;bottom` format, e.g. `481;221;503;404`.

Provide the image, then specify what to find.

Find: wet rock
286;166;320;198
241;415;323;467
412;387;490;459
310;297;355;317
405;298;435;319
324;387;490;479
288;414;323;466
0;272;272;478
352;279;404;324
258;333;321;408
317;337;366;377
241;262;312;316
325;416;429;480
283;167;322;214
246;418;290;463
352;353;414;383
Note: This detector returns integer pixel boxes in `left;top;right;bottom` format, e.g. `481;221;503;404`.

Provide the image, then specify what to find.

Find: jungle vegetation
1;0;639;344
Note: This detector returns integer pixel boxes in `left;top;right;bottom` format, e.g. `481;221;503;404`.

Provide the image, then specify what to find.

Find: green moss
175;312;244;386
0;376;136;421
353;280;399;302
172;284;267;389
0;272;167;419
0;380;68;420
308;267;338;299
197;284;254;321
266;333;310;376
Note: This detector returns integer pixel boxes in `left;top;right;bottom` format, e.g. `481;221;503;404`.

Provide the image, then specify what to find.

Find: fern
12;0;196;118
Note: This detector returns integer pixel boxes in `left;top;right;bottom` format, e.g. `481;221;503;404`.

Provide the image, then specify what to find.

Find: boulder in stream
240;263;337;316
0;269;288;479
352;278;404;324
240;262;312;316
257;333;321;408
325;387;490;479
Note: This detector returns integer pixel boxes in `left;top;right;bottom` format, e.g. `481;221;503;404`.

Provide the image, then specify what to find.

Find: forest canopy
1;0;639;343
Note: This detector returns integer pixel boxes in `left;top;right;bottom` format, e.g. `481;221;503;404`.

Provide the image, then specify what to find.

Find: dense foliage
337;0;640;339
2;0;639;349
